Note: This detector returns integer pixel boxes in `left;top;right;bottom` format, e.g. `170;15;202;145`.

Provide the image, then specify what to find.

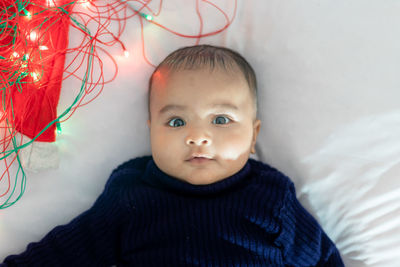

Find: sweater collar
142;157;252;196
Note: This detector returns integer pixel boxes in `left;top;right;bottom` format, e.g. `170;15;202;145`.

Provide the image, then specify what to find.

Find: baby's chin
153;153;250;185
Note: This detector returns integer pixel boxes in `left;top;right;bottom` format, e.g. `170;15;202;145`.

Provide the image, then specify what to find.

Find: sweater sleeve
2;174;127;267
274;182;344;267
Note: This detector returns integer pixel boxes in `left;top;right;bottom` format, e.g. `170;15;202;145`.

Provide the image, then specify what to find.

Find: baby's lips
186;153;214;161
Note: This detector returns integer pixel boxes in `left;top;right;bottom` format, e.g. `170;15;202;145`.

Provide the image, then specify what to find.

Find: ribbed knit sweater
2;156;343;267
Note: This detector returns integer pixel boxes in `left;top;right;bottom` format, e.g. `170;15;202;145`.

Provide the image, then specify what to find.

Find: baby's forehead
150;65;254;108
152;64;246;89
152;68;248;99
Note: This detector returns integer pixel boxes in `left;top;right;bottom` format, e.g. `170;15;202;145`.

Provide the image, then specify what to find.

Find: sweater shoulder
248;158;293;191
111;155;151;175
247;158;295;213
105;155;152;190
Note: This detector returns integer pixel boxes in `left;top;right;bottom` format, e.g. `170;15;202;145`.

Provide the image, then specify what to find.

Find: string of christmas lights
0;0;236;208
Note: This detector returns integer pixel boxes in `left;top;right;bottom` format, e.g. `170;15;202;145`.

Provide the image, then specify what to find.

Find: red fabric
5;1;72;142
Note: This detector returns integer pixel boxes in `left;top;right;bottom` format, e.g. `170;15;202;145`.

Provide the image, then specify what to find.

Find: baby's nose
185;133;212;146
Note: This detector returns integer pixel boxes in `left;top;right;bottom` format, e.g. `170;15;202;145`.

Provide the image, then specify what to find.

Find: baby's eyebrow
158;103;239;115
210;103;239;111
158;104;186;114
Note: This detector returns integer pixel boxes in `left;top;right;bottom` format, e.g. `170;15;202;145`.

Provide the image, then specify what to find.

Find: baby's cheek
151;130;174;158
156;133;180;154
217;132;252;160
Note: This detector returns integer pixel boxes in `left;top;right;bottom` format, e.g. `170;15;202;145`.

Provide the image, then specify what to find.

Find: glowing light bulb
22;54;29;61
144;14;153;21
39;45;49;51
81;0;91;8
135;9;153;21
30;72;40;82
124;50;130;58
47;0;56;7
56;123;62;134
12;52;20;58
26;11;32;19
29;31;38;41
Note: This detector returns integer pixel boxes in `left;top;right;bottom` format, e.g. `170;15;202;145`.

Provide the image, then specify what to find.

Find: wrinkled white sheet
1;1;400;266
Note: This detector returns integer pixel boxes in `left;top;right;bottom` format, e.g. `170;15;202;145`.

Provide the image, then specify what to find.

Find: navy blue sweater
2;156;343;266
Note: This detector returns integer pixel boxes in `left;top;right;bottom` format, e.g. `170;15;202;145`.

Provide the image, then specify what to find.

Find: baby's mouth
187;157;214;164
186;154;214;163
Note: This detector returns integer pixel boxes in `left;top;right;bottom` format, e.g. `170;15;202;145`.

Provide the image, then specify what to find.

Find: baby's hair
148;44;258;119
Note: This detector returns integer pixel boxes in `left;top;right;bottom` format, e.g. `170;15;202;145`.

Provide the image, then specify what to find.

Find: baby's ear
251;119;261;154
147;119;151;128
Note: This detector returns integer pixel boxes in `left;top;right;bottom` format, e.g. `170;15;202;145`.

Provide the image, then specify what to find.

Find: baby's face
147;66;261;185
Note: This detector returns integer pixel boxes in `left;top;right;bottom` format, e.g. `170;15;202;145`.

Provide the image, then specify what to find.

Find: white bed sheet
1;1;400;266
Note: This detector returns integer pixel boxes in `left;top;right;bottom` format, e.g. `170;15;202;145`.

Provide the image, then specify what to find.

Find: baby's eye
213;116;231;125
168;118;185;127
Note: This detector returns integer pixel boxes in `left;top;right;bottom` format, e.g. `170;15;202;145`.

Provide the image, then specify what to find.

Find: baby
2;45;344;266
